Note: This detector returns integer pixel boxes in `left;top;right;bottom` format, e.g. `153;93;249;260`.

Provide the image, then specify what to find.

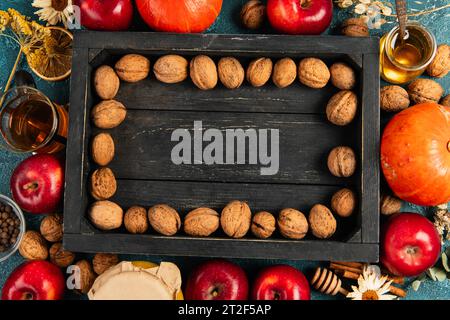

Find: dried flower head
0;11;10;32
32;0;75;27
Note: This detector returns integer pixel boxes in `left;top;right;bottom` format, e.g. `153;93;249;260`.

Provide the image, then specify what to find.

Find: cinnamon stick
332;262;405;284
332;261;364;269
329;262;362;274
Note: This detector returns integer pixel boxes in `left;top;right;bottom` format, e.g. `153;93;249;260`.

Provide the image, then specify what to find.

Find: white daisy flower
346;265;398;300
355;3;368;14
32;0;74;28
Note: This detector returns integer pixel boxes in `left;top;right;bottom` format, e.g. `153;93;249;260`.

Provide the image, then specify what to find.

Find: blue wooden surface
0;0;448;300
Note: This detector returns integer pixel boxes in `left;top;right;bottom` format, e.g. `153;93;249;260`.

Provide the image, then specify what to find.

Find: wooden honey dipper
311;267;349;296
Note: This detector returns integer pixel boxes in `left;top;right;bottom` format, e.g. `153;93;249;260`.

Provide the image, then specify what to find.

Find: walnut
91;100;127;129
94;65;120;100
241;0;265;30
341;18;369;37
247;57;273;87
148;204;181;236
220;201;252;238
153;55;188;84
190;55;218;90
184;207;220;237
441;94;450;107
272;58;297;88
298;58;330;89
309;204;336;239
408;79;443;104
90;167;117;201
380;85;410;112
40;213;63;242
91;133;115;166
19;231;48;260
327;146;356;178
124;206;148;234
49;242;75;268
380;194;402;216
251;211;276;239
92;253;119;275
218;57;245;89
115;54;150;83
330;62;356;90
278;208;308;239
427;44;450;78
89;200;123;231
75;260;96;294
331;188;356;218
326;90;358;126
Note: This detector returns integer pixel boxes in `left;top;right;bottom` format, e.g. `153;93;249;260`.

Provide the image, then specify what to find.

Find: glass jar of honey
380;21;437;84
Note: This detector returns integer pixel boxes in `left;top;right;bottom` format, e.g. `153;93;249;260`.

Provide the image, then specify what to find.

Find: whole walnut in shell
184;207;220;237
408;79;443;104
89;200;123;231
326;90;358;126
327;146;356;178
427;44;450;78
90;167;117;201
331;188;356;218
148;204;181;236
124;206;148;234
341;18;369;37
277;208;308;240
19;231;48;260
247;57;273;87
115;54;150;83
221;201;252;238
190;55;218;90
91;100;127;129
380;194;402;216
251;211;276;239
40;213;63;242
75;260;96;294
92;253;119;275
153;55;188;84
218;57;245;89
49;242;75;268
298;58;330;89
272;58;297;88
240;0;266;30
309;204;336;239
94;65;120;100
91;133;115;166
441;94;450;107
330;62;356;90
380;85;410;112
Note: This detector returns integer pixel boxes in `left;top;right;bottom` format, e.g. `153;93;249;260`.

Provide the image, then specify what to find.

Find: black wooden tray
64;31;380;262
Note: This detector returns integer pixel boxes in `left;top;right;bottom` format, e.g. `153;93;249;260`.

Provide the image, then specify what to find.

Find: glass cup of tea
0;71;68;154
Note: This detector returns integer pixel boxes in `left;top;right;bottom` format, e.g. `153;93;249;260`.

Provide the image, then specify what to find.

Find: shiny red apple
10;154;64;214
2;260;65;300
381;213;441;277
252;265;310;300
267;0;333;35
185;260;249;300
75;0;133;31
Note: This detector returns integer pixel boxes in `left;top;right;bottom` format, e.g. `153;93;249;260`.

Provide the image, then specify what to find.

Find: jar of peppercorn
0;194;25;262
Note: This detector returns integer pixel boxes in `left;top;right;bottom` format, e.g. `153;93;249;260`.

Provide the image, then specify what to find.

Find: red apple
2;261;65;300
267;0;333;35
75;0;133;31
381;213;441;277
185;260;249;300
252;265;310;300
10;154;64;214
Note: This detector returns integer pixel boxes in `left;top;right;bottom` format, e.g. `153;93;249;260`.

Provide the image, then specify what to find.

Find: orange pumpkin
381;102;450;206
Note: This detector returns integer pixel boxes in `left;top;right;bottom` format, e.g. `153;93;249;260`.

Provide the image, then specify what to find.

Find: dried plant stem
1;47;23;105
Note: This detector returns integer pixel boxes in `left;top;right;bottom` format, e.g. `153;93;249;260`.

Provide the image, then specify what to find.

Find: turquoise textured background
0;0;449;300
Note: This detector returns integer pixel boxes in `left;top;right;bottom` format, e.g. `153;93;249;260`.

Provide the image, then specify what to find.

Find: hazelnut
153;55;188;84
92;253;119;275
380;194;402;216
19;231;48;260
441;94;450;107
278;208;308;239
218;57;245;89
246;57;273;87
124;206;148;234
94;65;120;100
115;54;150;83
251;211;276;239
220;200;252;238
272;58;297;88
91;100;127;129
75;260;96;294
49;242;75;268
326;90;358;126
309;204;336;239
184;207;220;237
327;146;356;178
426;44;450;78
91;133;115;166
341;18;369;37
331;188;356;218
90;167;117;201
380;85;410;112
240;0;265;30
408;79;443;104
190;55;218;90
298;58;330;89
330;62;356;90
89;200;123;231
148;204;181;236
40;213;63;242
